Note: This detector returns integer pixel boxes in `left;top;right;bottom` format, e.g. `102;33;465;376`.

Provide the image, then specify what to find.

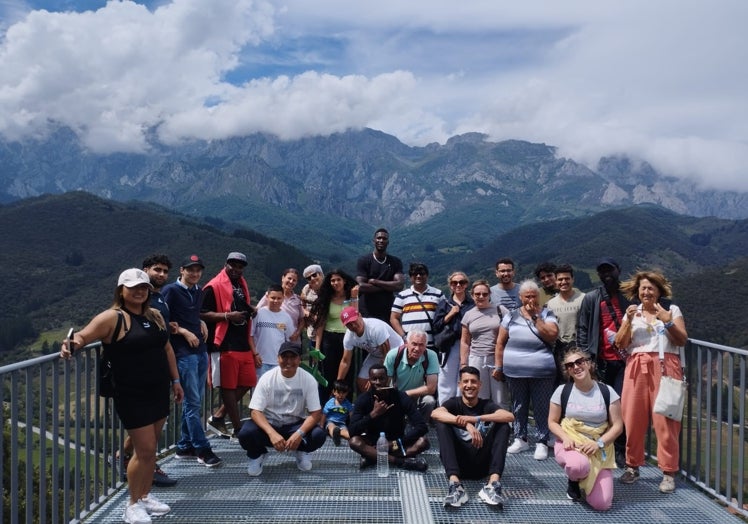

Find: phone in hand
66;328;75;352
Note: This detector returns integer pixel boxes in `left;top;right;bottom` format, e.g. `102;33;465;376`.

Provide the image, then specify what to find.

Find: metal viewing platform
1;338;745;523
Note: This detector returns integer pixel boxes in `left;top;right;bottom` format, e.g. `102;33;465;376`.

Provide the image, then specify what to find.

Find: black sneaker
332;427;342;447
175;447;197;460
566;480;582;502
399;457;428;472
152;465;177;487
197;449;223;468
206;416;231;438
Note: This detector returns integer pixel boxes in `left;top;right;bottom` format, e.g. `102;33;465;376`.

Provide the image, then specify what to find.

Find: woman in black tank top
60;268;183;522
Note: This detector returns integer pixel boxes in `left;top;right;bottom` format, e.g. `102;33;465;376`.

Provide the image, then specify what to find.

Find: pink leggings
554;441;614;511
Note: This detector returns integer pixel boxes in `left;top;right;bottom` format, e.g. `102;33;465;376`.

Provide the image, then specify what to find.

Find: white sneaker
533;442;548;460
507;438;530;454
139;494;170;516
247;455;264;476
296;451;313;472
123;501;151;524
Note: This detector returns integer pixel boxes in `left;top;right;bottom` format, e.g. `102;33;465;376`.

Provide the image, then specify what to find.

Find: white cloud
0;0;746;191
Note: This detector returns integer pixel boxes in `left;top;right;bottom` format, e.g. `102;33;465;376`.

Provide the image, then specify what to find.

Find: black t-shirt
356;253;404;322
202;286;251;352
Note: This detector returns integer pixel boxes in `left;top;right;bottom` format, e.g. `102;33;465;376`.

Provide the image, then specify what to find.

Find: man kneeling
238;341;326;476
432;366;514;508
348;364;430;471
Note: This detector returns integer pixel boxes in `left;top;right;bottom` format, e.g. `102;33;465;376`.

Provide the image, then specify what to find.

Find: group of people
59;227;689;522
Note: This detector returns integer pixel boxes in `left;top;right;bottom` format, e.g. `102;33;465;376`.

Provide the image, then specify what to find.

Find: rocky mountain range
2;126;747;262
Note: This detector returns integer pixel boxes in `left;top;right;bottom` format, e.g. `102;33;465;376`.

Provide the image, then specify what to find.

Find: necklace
372;251;388;264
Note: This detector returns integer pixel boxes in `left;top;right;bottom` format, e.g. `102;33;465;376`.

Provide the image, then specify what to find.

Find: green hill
2;193;747;358
0;192;313;357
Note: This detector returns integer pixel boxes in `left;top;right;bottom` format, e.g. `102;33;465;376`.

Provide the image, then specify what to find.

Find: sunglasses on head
564;357;589;370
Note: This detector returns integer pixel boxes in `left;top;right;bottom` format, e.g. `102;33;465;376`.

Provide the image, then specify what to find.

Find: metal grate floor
85;432;743;523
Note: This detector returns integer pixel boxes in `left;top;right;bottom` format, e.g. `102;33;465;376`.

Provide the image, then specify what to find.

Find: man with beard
432;366;514;508
201;252;258;439
348;364;430;471
534;261;558;307
390;262;444;347
490;258;521;311
356;228;405;324
576;257;630;466
546;264;585;384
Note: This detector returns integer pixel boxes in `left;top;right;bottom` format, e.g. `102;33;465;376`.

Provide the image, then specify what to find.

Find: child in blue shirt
322;381;354;446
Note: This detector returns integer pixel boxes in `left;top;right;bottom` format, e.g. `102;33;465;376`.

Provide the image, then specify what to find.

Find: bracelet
224;312;228;320
495;366;503;371
296;429;306;438
663;321;674;329
172;378;180;384
475;416;481;425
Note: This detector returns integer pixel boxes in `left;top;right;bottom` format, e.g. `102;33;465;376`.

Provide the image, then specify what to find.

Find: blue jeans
177;352;211;452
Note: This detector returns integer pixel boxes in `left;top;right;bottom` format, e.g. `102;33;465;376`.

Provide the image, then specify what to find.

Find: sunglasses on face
450;280;468;286
473;292;489;297
305;273;320;281
564;357;589;370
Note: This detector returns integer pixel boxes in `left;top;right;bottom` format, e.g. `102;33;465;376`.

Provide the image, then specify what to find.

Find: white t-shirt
251;308;294;363
343;318;403;359
249;366;321;427
551;382;619;429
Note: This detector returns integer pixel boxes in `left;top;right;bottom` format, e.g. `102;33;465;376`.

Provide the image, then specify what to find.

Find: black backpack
392;344;429;387
559;381;611;419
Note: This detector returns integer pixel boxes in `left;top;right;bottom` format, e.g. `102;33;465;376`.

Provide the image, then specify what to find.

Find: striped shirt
391;285;444;345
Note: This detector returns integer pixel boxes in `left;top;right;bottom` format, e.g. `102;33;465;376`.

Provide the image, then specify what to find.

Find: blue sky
1;0;747;191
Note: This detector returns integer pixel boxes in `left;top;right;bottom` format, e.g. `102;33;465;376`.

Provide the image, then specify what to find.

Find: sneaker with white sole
296;451;313;471
444;481;468;508
478;480;505;508
507;438;529;454
206;416;231;438
139;494;170;516
659;474;676;493
123;501;151;524
247;455;265;476
197;449;223;468
533;442;548;460
620;466;640;484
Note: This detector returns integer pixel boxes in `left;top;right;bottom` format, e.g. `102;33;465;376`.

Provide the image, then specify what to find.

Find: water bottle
376;432;389;477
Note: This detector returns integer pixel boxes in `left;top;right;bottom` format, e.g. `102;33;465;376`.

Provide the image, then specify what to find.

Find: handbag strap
413;292;437;335
657;320;686;377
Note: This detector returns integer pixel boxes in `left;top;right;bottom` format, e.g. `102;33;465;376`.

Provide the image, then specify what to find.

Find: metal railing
1;339;746;523
680;339;747;514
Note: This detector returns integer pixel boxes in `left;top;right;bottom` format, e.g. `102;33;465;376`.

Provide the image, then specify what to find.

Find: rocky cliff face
2;127;746;229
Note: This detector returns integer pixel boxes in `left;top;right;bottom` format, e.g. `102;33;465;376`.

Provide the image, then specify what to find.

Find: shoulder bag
653;327;686;421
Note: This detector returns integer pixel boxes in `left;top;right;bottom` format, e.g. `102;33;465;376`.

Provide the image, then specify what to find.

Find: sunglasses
305;273;320;281
564;357;589;370
450;280;468;286
473;292;489;297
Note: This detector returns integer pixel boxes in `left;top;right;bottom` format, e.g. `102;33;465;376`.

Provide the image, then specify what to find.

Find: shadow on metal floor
85;432;743;523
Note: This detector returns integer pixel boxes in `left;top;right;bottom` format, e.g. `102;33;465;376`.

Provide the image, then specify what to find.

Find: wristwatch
597;438;605;449
531;314;538;322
